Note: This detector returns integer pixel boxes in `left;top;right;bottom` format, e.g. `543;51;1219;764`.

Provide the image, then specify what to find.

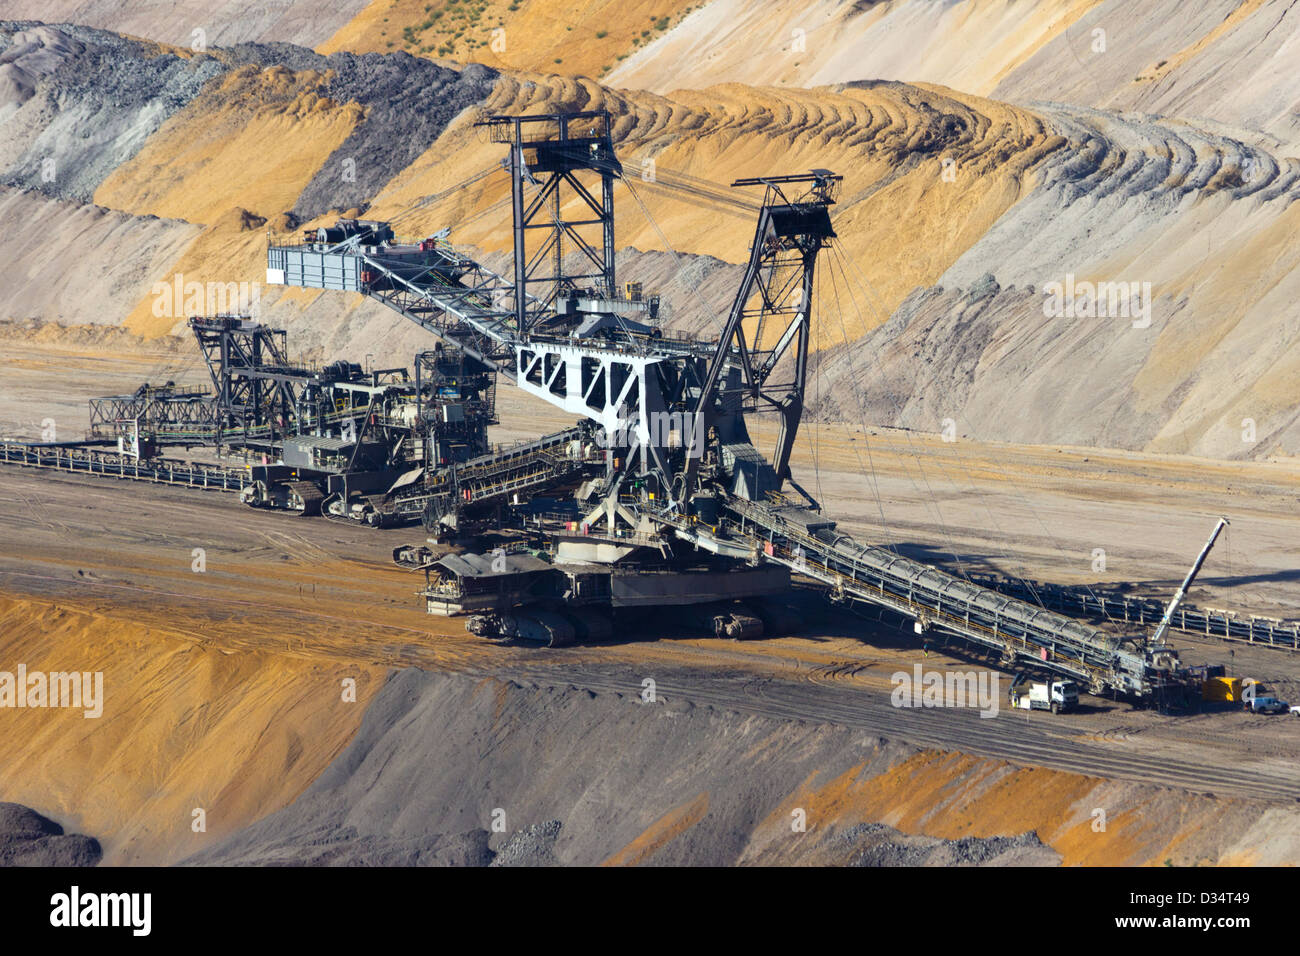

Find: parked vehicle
1009;675;1078;714
1246;696;1289;715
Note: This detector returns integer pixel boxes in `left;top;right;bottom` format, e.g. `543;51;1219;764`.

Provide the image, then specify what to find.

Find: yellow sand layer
0;595;385;864
362;73;1056;346
602;791;710;866
94;65;362;225
758;751;1250;866
122;208;274;338
320;0;699;79
1135;0;1271;85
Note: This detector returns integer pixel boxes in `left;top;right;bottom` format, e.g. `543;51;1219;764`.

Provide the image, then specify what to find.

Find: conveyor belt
372;426;595;524
668;496;1182;698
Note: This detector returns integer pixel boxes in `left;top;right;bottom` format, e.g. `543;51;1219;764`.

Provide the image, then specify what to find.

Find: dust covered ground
2;340;1300;864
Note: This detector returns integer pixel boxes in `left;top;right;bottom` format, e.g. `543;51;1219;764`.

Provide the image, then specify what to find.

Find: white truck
1009;676;1078;714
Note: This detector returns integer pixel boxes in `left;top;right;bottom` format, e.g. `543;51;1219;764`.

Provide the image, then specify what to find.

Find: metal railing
0;441;248;492
966;573;1300;653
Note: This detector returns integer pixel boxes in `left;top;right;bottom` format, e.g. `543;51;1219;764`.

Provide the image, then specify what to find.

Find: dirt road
3;338;1299;806
2;458;1299;802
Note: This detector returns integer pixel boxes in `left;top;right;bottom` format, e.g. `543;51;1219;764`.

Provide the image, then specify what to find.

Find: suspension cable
387;163;505;232
621;177;727;338
830;245;1124;621
824;246;971;573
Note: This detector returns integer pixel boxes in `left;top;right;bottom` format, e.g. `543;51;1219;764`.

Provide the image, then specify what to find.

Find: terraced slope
1;12;1298;463
813;101;1300;458
11;0;1298;154
358;74;1058;345
609;0;1300;152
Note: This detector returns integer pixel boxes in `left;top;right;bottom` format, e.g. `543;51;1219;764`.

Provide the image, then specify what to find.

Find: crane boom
1151;517;1229;645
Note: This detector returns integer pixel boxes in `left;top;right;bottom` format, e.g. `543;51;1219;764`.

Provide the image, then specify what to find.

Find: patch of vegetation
393;0;501;58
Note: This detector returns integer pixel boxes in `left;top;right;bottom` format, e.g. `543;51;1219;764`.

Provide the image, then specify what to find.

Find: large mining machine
263;108;1214;701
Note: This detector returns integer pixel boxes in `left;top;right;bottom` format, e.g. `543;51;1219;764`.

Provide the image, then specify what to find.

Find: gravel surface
0;24;496;216
0;802;102;866
0;22;224;201
491;820;563;867
840;822;1057;866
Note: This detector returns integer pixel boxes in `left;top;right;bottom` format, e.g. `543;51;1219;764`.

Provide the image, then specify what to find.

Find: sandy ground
8;336;1295;620
787;420;1300;620
2;341;1300;814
